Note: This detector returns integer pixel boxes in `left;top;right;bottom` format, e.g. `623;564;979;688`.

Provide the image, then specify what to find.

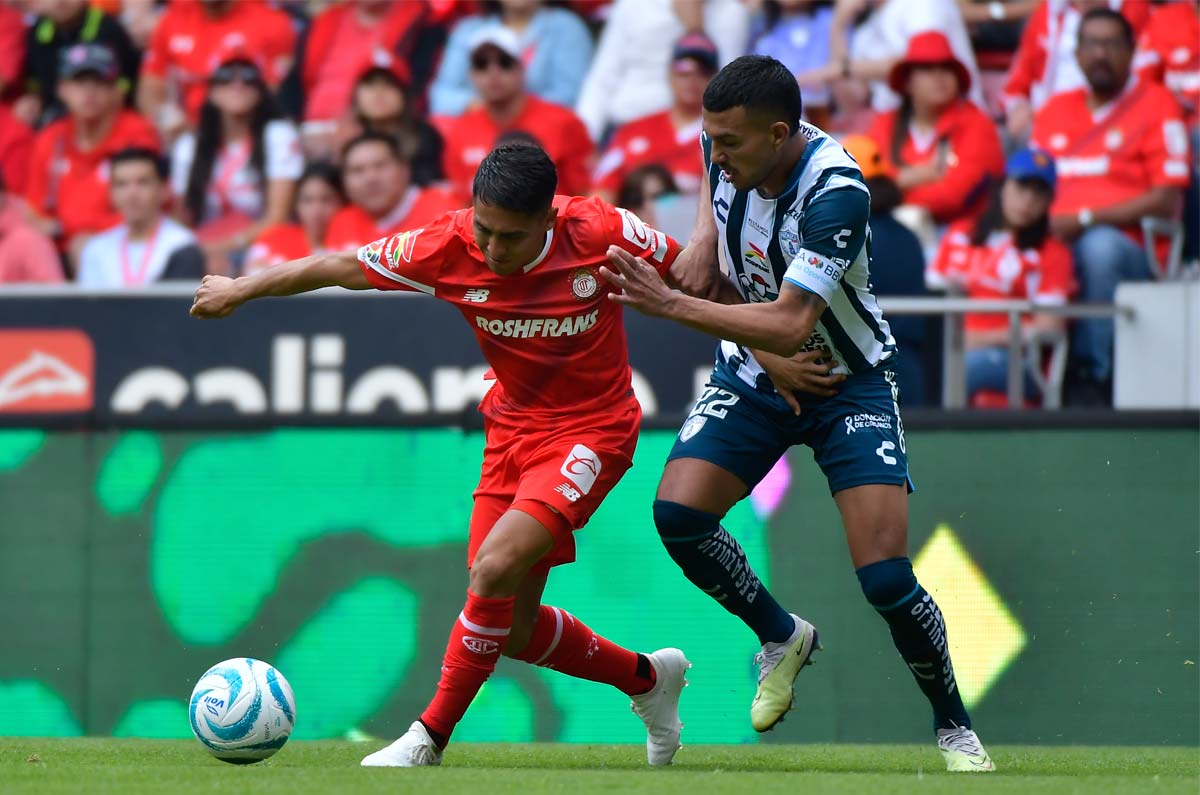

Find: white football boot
937;725;996;772
360;721;443;767
750;614;820;732
629;648;692;765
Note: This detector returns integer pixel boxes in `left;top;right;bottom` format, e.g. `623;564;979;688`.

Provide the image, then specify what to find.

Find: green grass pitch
3;739;1196;795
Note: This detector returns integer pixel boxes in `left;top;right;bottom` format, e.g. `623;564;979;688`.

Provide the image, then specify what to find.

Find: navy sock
856;556;971;731
653;499;795;645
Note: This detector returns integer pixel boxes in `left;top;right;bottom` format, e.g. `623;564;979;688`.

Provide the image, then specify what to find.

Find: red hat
356;47;412;88
887;31;970;95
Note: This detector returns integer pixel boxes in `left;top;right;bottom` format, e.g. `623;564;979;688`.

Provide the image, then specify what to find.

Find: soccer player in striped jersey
603;55;994;773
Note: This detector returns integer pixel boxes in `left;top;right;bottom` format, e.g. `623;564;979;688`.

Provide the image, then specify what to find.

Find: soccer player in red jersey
190;144;691;767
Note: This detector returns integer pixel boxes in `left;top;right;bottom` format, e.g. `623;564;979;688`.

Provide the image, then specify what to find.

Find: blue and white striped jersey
704;121;896;389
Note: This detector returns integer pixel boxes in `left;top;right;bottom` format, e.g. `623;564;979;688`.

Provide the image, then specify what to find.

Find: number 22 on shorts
679;387;739;442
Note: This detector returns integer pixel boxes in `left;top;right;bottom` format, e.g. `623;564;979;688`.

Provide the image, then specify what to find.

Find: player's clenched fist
190;274;242;319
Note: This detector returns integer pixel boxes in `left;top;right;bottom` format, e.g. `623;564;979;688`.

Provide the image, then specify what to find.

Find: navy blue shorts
668;362;913;496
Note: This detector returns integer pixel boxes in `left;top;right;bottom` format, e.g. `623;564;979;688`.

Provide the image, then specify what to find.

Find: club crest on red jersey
571;268;598;300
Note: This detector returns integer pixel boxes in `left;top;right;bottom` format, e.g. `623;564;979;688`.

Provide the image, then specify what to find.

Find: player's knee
469;550;526;597
652;499;721;543
855;556;918;611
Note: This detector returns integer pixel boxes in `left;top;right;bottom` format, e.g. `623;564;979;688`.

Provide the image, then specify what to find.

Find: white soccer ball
188;657;296;764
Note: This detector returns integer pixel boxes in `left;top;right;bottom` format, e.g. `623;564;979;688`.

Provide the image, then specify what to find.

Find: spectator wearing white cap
441;25;594;201
430;0;594;117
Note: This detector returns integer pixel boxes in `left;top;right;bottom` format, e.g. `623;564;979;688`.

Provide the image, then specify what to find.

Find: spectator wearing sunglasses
441;26;594;202
170;48;303;274
430;0;594;117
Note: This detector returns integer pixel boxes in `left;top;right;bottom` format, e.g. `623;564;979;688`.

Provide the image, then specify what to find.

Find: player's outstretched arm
603;246;826;356
190;250;369;319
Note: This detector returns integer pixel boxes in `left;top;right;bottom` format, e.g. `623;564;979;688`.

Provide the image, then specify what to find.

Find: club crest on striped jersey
571;268;598;300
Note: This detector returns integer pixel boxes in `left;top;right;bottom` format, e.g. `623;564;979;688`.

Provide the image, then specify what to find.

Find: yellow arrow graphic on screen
914;524;1027;710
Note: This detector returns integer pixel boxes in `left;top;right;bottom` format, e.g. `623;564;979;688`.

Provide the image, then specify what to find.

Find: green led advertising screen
0;428;1195;745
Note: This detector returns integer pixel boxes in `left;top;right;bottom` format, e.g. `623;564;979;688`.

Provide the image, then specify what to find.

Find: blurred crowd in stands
0;0;1195;407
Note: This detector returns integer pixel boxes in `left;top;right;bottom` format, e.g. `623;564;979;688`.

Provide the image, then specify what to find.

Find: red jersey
142;0;296;121
245;223;312;273
868;99;1004;224
1134;2;1200;128
592;111;704;195
325;188;461;251
441;96;594;202
1003;0;1150;110
0;104;33;196
931;220;1075;334
1032;79;1190;238
357;195;681;419
24;110;160;247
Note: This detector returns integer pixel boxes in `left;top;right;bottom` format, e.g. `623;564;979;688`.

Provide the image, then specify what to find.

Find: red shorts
467;401;641;575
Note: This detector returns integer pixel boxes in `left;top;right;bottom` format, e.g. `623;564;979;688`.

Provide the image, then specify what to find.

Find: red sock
419;590;514;742
513;605;656;696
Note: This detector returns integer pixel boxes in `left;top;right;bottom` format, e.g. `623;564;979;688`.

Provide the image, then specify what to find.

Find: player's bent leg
361;510;554;767
655;458;816;733
835;484;994;772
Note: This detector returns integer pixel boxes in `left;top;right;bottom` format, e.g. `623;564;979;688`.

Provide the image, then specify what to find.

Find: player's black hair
110;147;168;180
1079;7;1135;50
472;143;557;215
702;55;802;135
341;131;405;164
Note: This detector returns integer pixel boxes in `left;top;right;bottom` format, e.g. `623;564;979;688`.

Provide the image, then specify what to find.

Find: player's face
110;160;165;224
1076;17;1132;96
343;142;409;215
472;202;557;276
702;106;790;191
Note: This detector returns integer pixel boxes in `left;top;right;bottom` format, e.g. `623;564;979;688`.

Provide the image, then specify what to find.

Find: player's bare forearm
191;250;368;319
663;289;823;356
604;246;825;355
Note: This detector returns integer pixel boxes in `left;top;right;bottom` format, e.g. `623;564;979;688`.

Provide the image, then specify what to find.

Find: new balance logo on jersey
463;288;490;303
474;310;599;339
554;483;582;502
560;444;601;495
462;636;501;655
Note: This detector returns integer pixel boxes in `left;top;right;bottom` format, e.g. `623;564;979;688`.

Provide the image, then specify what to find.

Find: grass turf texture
3;739;1196;795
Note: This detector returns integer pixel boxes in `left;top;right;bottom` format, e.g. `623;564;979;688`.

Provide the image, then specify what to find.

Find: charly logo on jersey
779;226;801;259
560;444;601;495
570;268;598;300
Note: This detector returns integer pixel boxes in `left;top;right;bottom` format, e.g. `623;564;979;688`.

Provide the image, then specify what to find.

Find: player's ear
543;205;558;232
770;120;791;150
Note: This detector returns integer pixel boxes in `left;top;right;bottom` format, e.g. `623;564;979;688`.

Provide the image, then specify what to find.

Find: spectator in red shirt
0;2;24;106
441;25;594;202
1003;0;1149;141
326;132;461;251
301;0;432;128
1134;1;1199;129
24;44;159;266
171;49;303;274
0;172;63;285
325;52;445;188
0;103;33;196
930;147;1074;405
245;162;345;275
1031;8;1189;401
138;0;296;140
868;31;1004;227
592;33;715;203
